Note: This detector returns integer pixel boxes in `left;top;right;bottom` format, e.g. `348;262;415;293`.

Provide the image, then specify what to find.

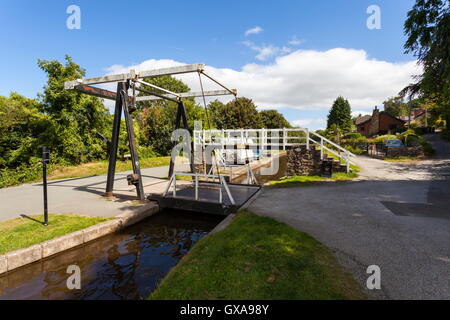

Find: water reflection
0;211;221;300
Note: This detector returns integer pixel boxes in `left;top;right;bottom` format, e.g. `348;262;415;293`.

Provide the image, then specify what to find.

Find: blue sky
0;0;418;129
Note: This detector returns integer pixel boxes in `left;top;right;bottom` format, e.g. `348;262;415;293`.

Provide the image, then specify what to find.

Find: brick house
355;107;405;137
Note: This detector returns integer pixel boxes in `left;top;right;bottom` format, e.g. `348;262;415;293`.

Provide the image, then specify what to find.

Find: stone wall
286;145;322;176
386;146;423;158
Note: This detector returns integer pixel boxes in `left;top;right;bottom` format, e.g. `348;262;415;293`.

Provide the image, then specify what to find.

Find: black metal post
42;147;50;226
105;83;123;197
168;101;196;178
179;101;196;174
122;81;145;201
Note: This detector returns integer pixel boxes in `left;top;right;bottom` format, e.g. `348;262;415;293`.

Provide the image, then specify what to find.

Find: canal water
0;210;222;300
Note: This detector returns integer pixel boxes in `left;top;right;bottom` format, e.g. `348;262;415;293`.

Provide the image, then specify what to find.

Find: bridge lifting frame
64;64;237;201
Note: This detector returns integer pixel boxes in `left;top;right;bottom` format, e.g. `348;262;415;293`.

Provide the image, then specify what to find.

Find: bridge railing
163;172;236;205
193;128;355;172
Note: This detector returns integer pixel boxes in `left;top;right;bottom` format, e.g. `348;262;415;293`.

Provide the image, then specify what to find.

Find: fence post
283;128;286;150
306;128;310;150
195;175;199;200
346;151;350;173
320;137;323;159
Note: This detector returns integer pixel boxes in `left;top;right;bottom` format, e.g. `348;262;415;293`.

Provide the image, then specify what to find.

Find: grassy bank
0;156;170;189
150;210;365;300
0;214;110;254
267;164;359;188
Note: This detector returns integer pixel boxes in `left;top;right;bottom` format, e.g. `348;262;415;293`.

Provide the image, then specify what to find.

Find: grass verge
384;157;422;163
48;156;170;181
0;214;110;254
267;164;359;188
149;210;365;300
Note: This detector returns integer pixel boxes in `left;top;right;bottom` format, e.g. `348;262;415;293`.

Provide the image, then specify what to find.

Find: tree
327;96;352;131
135;75;206;155
38;56;110;163
383;96;408;117
208;97;262;129
402;0;450;128
0;93;52;168
259;110;291;128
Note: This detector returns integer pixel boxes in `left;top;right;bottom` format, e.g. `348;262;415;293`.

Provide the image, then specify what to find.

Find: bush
370;135;397;144
405;134;421;147
343;145;364;155
344;132;364;140
421;141;436;156
0;159;42;188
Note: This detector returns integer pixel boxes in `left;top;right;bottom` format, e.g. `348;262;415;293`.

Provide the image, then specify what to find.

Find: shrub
0;159;42;188
343;145;364;155
370;135;397;144
421;141;436;156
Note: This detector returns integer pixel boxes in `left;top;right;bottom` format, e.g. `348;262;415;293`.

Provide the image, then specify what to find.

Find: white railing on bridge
163;172;236;205
193;128;356;172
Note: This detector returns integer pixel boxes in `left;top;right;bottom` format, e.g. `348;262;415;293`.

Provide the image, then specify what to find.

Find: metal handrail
163;172;235;205
194;128;355;172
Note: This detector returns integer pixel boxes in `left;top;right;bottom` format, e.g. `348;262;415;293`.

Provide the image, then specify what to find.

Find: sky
0;0;419;129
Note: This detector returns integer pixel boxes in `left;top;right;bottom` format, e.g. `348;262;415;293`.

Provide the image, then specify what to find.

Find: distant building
399;108;430;127
355;107;405;137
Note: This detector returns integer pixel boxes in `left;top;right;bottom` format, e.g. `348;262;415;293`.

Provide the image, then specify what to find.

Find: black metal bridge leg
105;83;123;197
168;101;196;178
179;101;196;174
168;102;182;178
122;81;145;201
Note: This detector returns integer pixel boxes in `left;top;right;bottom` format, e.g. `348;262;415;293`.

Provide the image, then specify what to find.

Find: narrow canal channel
0;210;222;300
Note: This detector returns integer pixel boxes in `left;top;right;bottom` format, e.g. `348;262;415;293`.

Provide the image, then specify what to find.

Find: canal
0;210;222;300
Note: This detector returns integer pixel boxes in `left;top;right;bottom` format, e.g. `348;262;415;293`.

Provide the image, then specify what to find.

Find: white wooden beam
64;63;204;90
135;89;236;101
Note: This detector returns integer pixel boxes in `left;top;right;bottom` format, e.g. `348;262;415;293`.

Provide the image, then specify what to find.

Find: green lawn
48;156;170;181
267;165;359;188
149;210;365;300
0;214;110;254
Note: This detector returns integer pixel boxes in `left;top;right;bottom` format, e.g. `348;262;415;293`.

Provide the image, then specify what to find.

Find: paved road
0;166;170;222
250;133;450;299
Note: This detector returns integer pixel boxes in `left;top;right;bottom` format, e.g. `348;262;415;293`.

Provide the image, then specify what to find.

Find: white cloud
242;41;292;61
292;119;326;128
101;48;420;116
288;35;303;45
245;26;263;36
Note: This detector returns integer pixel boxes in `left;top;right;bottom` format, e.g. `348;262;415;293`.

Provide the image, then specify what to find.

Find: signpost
42;147;50;226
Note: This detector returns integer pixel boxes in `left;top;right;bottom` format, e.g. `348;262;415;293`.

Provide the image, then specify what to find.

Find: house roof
379;111;406;123
355;115;371;126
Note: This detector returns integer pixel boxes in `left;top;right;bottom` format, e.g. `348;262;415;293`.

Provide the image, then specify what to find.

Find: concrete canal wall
0;202;159;275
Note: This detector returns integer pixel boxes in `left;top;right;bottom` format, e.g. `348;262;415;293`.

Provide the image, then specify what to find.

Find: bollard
42;147;50;226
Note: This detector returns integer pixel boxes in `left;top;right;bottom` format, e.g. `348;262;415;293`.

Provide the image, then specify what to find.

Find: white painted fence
193;128;356;172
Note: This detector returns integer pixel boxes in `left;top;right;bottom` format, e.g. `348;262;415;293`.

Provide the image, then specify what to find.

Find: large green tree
38;56;110;163
259;110;291;129
0;93;52;168
208;97;262;129
383;96;409;117
135;75;206;155
326;96;352;131
402;0;450;127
